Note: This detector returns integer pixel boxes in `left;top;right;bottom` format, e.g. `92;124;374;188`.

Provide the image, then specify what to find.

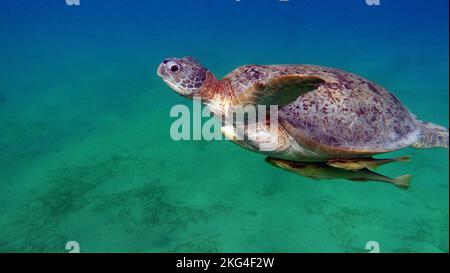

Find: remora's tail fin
412;121;449;149
393;175;412;190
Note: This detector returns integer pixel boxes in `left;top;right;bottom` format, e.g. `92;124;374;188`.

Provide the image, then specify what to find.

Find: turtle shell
224;65;420;156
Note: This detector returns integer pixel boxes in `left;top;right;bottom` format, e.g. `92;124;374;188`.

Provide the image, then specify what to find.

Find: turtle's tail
412;120;449;149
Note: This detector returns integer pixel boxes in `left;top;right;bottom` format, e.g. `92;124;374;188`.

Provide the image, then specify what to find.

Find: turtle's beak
157;63;165;78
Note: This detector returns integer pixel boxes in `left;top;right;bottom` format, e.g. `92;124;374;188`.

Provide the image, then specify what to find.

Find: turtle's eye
165;61;180;73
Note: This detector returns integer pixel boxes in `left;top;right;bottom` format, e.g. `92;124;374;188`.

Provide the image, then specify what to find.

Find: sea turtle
157;56;449;189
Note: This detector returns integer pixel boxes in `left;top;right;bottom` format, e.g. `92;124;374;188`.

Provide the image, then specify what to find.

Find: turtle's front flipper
265;157;412;189
326;156;411;171
232;75;325;107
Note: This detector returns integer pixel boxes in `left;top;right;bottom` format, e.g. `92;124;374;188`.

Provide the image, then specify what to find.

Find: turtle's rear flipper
326;156;411;171
412;120;449;149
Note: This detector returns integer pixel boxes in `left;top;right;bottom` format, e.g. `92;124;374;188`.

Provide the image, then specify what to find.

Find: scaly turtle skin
157;57;448;187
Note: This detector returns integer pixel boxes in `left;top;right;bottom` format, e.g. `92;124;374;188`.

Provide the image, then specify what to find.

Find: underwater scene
0;0;448;253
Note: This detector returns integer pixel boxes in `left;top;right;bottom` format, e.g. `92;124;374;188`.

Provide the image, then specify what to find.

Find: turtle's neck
199;72;234;102
198;72;234;117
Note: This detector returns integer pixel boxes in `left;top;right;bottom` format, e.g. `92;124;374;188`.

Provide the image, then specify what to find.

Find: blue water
0;0;448;252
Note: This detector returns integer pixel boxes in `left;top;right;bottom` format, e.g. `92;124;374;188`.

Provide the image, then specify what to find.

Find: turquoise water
0;0;448;252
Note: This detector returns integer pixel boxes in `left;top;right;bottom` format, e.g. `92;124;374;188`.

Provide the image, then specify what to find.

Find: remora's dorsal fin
232;75;325;107
326;156;411;171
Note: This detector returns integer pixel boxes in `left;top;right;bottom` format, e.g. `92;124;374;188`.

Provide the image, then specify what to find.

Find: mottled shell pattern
223;65;419;153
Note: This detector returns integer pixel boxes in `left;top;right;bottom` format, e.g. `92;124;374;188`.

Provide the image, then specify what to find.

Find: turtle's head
157;56;210;99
